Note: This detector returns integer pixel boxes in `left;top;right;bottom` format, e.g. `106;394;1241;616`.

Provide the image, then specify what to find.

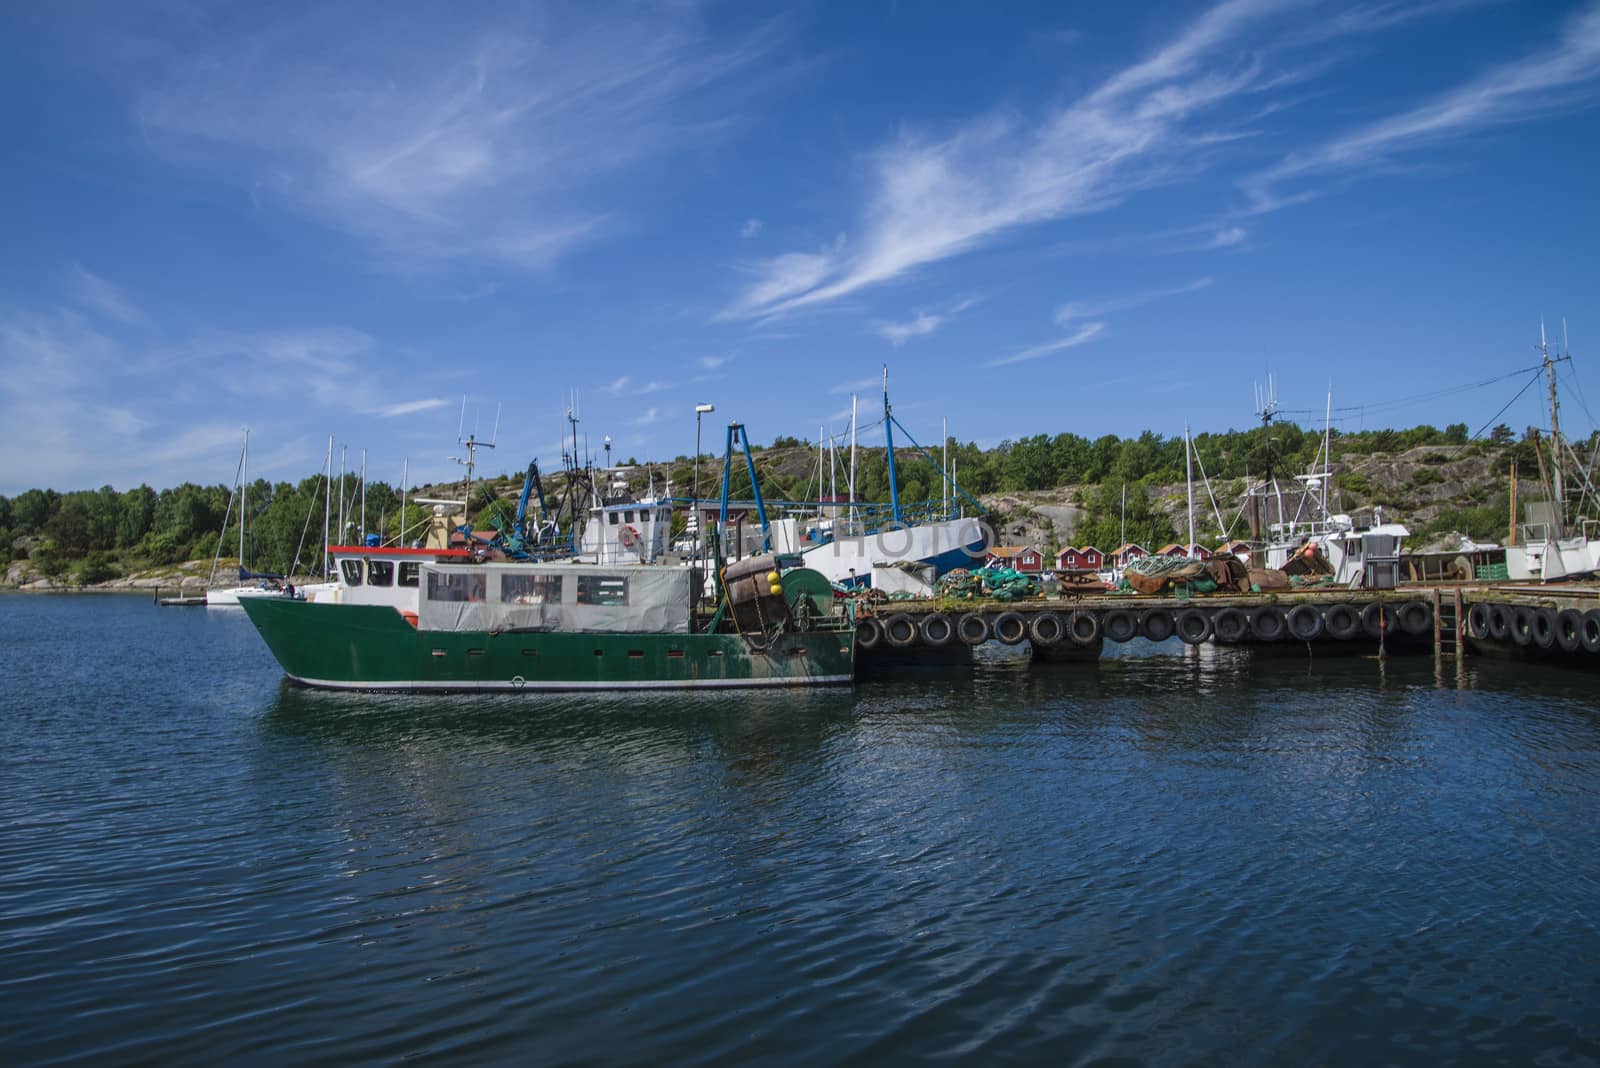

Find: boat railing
825;500;964;540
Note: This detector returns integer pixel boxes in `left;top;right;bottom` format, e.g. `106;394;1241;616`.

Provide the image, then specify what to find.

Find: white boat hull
800;516;989;587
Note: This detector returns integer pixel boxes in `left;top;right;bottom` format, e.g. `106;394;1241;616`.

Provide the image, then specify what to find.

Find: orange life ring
617;524;640;550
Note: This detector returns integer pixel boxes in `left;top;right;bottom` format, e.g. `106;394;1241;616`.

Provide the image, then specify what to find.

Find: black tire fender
1287;603;1323;641
1323;604;1361;641
1249;606;1288;642
1028;612;1065;646
920;613;955;648
1581;609;1600;654
1067;611;1101;646
1397;600;1432;636
1213;607;1249;643
1467;603;1492;639
856;617;883;650
1555;608;1583;654
957;612;990;646
1176;608;1212;645
1488;603;1513;641
1141;610;1175;642
884;614;919;648
1102;609;1137;644
1512;606;1535;647
1530;607;1557;651
994;612;1028;646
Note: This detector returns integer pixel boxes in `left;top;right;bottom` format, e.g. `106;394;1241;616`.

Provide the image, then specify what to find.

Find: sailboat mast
359;448;367;543
1323;389;1333;516
1544;322;1564;528
849;394;858;531
943;416;949;518
337;445;347;545
1185;424;1195;559
239;429;248;568
322;436;332;576
399;459;408;549
882;366;902;524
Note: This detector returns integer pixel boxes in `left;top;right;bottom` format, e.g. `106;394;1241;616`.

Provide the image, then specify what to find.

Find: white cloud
697;354;732;370
985;322;1106;367
740;218;763;238
67;263;144;324
634;407;661;426
1243;5;1600;211
636;380;671;394
830;375;881;396
724;0;1293;318
604;375;632;395
1207;226;1247;248
875;312;944;346
1056;277;1213;324
133;8;780;269
375;398;449;418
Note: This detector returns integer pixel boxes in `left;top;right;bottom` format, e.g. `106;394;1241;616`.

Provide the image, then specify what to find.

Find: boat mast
1185;424;1195;559
1323;388;1333;517
322;436;332;575
1543;321;1565;533
943;416;949;518
849;395;858;532
337;445;347;545
399;458;408;548
239;428;248;570
359;448;367;543
883;366;902;524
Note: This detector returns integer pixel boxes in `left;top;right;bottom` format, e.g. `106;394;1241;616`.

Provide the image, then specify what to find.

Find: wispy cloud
1056;277;1213;324
875;312;945;346
740;218;763;239
634;407;661;426
1243;4;1600;211
604;375;632;396
133;8;782;269
830;375;881;395
986;322;1106;367
723;0;1294;319
697;354;732;370
1203;226;1247;248
375;398;448;418
636;380;671;394
67;263;144;324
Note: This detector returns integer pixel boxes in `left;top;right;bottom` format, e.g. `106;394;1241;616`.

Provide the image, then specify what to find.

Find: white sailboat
206;429;294;607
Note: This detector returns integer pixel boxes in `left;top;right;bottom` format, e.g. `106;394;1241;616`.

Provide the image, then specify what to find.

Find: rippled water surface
3;594;1599;1065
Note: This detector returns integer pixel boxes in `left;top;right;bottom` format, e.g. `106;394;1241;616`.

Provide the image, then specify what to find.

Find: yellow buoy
766;571;781;584
769;583;784;597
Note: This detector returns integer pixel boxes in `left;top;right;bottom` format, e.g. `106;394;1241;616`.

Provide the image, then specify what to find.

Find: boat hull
240;597;855;691
802;516;989;587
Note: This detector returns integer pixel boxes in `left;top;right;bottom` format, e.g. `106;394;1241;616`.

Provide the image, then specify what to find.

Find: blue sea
2;593;1597;1065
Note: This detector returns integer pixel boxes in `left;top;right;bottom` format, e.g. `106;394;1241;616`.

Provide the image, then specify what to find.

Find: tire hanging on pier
1213;608;1249;644
1176;608;1212;645
957;612;990;646
1287;604;1323;641
1249;606;1288;642
1396;600;1432;637
1555;609;1583;654
1511;606;1535;647
884;614;919;648
1581;610;1600;654
1066;610;1101;646
1487;604;1512;642
857;617;883;650
1360;602;1390;640
1141;611;1175;642
1102;609;1137;644
994;612;1029;646
920;613;955;648
1530;607;1557;651
1323;604;1360;641
1467;603;1492;640
1028;612;1065;646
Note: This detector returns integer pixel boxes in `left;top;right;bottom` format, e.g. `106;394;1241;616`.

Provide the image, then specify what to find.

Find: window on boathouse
427;571;486;602
576;574;628;606
340;559;363;586
502;574;562;605
367;560;395;587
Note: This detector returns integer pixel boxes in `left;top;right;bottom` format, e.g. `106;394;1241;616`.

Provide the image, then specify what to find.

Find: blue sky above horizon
3;0;1599;495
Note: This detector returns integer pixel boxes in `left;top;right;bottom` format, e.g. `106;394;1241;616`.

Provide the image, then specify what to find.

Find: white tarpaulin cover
417;563;692;634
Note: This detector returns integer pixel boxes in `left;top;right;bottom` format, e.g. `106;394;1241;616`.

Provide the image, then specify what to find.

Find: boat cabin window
609;512;620;526
398;562;421;587
576;574;629;606
426;571;486;602
340;559;364;586
624;510;635;524
367;560;395;587
502;574;562;605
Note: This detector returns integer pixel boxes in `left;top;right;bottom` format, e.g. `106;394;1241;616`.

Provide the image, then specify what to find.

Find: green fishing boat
241;553;855;691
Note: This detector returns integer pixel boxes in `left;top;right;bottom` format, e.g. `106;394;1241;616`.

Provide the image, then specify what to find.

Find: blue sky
3;0;1599;495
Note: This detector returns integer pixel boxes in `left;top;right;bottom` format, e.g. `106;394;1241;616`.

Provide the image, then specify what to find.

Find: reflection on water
2;594;1599;1065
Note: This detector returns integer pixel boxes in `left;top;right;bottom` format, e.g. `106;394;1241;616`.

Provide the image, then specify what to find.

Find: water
2;594;1598;1066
